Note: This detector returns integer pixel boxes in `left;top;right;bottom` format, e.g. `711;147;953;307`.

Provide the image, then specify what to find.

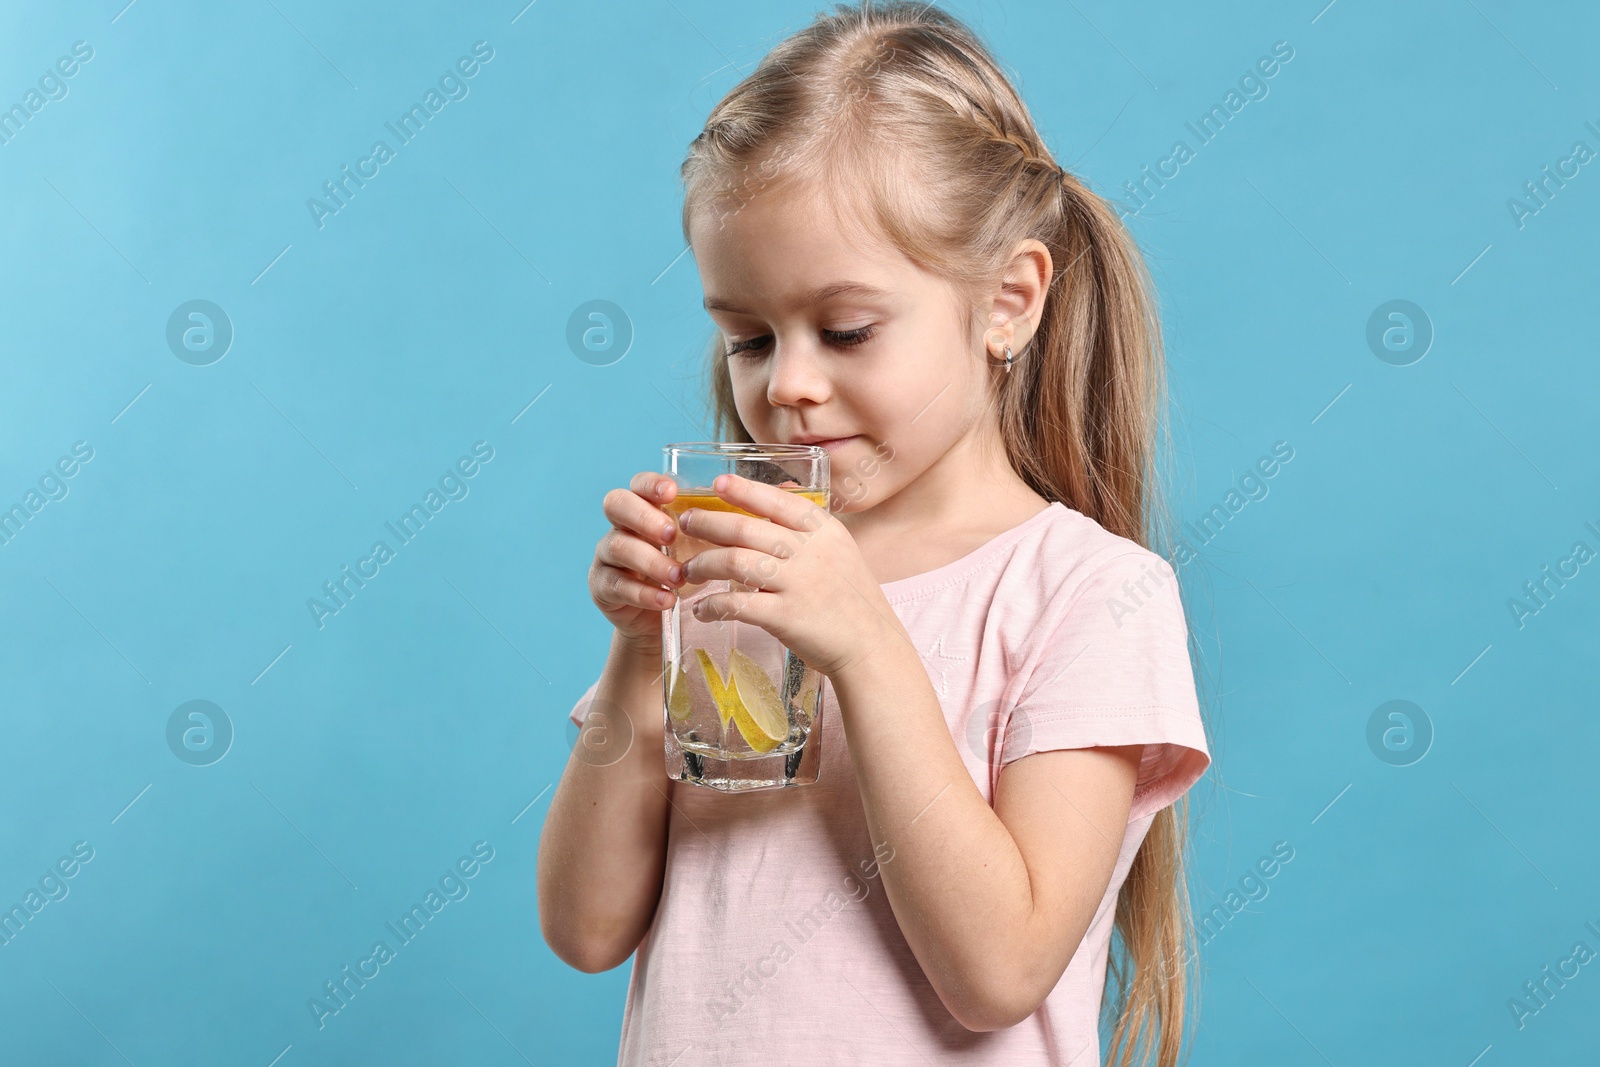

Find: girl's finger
678;505;798;559
593;564;678;612
601;475;679;547
690;587;768;624
683;545;791;591
712;473;829;535
596;525;685;589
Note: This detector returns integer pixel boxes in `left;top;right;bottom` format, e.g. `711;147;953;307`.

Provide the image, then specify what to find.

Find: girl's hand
589;472;687;660
677;473;904;678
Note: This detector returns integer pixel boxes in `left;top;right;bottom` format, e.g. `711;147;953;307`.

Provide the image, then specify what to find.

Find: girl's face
689;184;997;515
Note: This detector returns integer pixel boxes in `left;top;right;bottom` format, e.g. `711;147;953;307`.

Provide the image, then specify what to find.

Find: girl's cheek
734;383;776;427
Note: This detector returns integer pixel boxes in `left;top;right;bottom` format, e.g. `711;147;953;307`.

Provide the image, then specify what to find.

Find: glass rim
663;441;828;459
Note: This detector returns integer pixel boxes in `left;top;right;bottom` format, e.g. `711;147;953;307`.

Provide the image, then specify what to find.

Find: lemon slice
728;649;789;751
694;648;738;726
667;662;692;721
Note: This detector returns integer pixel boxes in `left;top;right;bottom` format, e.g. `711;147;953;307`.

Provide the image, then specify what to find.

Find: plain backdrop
0;0;1595;1063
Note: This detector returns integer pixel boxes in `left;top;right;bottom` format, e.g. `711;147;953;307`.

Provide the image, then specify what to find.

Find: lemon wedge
694;648;738;727
667;662;692;721
728;649;789;752
691;647;790;753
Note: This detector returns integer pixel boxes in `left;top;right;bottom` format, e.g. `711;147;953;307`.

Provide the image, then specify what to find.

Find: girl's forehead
691;191;912;298
692;158;903;240
693;180;856;242
702;280;899;318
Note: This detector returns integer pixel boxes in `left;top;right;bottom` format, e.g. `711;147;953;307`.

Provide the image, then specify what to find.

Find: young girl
538;3;1210;1064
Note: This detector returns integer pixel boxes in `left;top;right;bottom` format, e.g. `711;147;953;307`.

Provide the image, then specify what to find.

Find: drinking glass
659;443;830;792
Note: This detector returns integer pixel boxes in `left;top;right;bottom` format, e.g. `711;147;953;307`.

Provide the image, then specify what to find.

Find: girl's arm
536;632;673;973
831;631;1141;1032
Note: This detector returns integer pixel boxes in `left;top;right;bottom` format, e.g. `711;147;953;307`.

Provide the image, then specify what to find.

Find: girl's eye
725;326;876;358
724;335;768;357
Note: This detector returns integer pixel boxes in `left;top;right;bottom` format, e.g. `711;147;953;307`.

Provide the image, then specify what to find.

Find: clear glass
660;442;830;792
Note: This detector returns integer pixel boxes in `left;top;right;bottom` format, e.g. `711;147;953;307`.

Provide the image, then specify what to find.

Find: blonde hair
679;3;1201;1063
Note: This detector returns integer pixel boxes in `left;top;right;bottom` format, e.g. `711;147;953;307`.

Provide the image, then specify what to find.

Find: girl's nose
764;339;833;409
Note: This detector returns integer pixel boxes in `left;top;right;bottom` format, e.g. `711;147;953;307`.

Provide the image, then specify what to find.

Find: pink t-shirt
564;500;1210;1065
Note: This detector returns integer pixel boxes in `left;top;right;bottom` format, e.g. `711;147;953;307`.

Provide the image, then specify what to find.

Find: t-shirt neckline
879;501;1066;602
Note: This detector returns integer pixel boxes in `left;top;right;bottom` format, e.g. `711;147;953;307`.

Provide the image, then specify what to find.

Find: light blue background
1;0;1595;1063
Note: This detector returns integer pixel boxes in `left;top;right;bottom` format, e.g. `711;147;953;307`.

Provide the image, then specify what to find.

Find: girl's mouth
790;435;860;453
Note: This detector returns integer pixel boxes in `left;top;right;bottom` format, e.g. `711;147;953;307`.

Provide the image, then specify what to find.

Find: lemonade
663;488;827;524
658;448;829;792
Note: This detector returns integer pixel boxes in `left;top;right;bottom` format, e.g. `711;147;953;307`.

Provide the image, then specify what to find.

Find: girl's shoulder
1010;501;1178;605
883;501;1186;649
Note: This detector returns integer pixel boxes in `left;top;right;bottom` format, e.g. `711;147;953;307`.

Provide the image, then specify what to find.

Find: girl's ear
986;238;1053;356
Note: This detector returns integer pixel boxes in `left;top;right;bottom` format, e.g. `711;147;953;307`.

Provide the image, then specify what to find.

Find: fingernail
657;590;672;607
668;563;683;582
662;522;676;541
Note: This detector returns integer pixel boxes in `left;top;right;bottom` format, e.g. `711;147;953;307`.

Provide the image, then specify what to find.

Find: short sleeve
1002;550;1210;821
567;679;601;727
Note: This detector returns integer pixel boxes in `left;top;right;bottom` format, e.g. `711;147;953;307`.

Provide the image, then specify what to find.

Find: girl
538;3;1210;1065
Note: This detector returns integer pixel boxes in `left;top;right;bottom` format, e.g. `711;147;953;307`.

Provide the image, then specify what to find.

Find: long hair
678;4;1202;1063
